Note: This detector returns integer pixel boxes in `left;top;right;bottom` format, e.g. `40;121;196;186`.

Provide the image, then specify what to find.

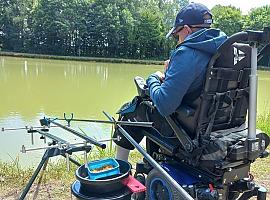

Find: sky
191;0;269;14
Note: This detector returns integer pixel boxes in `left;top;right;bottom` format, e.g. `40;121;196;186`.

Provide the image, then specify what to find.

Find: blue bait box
87;158;120;180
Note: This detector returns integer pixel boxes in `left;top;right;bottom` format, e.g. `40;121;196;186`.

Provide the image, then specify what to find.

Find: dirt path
0;181;71;200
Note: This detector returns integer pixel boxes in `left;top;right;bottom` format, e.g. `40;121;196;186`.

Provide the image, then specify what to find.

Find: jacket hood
180;28;227;54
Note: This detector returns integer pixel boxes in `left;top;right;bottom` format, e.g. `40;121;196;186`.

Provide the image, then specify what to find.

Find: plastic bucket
75;159;131;195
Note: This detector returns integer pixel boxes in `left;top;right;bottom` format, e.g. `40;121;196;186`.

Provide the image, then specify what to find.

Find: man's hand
154;71;165;81
164;59;170;72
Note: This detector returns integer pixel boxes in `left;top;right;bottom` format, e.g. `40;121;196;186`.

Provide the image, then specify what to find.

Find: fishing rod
53;112;154;127
41;117;107;149
35;129;70;145
27;128;92;166
36;129;92;170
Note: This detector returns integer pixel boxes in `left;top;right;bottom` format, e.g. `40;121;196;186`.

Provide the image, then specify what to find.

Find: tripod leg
32;159;49;199
19;150;50;200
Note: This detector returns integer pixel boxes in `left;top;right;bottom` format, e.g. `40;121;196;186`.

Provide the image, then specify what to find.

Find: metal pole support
248;43;258;140
247;43;261;160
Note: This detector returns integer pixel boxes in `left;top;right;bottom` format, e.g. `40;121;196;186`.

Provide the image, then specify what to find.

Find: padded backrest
175;32;251;138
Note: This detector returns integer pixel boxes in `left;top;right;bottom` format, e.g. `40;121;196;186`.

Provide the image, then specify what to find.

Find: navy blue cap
166;3;212;38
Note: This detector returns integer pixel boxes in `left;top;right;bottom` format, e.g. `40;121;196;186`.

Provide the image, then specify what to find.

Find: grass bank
0;113;269;199
0;51;164;65
257;112;270;136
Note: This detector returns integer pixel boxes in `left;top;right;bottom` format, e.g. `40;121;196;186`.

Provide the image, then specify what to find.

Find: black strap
202;88;249;135
209;68;251;82
205;93;222;137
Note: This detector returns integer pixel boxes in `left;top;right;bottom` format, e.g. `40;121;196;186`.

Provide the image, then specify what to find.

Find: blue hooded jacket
146;28;227;116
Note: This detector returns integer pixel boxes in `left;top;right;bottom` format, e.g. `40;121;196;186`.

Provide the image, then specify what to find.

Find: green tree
211;5;243;36
3;0;249;60
0;0;31;51
243;6;270;67
243;5;270;31
28;0;88;55
158;0;188;29
84;0;122;57
133;5;164;59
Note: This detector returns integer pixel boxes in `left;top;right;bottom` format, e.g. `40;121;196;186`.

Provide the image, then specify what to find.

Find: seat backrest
175;32;251;139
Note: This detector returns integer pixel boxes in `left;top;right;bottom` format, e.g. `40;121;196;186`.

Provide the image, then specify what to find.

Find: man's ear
184;25;192;35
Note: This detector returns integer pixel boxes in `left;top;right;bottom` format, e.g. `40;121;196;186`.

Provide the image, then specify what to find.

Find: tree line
0;0;269;61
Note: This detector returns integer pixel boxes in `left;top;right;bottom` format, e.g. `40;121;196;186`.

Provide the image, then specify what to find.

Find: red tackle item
209;183;214;192
121;175;146;193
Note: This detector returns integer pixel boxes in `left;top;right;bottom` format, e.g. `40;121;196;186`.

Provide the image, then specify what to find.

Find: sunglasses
172;25;209;39
172;26;184;39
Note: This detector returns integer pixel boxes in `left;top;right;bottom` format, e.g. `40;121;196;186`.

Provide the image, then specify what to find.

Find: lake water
0;56;162;167
0;56;269;167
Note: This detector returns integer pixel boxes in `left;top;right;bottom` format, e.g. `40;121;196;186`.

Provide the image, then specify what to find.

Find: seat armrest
134;76;150;97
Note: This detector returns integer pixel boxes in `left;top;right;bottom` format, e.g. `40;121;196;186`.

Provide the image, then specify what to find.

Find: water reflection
0;57;159;119
0;56;161;166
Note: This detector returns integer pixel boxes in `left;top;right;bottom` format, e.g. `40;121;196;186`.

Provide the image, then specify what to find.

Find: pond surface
0;56;161;166
0;56;269;167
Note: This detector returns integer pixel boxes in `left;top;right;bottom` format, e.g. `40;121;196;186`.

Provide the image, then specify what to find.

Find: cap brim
166;27;176;38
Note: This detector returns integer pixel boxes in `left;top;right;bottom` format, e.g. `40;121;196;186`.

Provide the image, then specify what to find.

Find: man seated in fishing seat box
113;3;227;161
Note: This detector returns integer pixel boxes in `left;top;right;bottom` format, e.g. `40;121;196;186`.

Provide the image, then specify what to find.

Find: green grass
0;157;34;187
0;51;163;65
257;112;270;136
1;51;270;70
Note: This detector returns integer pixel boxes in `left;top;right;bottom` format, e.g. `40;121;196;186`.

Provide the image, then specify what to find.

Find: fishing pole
54;117;154;127
41;117;107;149
28;128;92;163
53;112;154;127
